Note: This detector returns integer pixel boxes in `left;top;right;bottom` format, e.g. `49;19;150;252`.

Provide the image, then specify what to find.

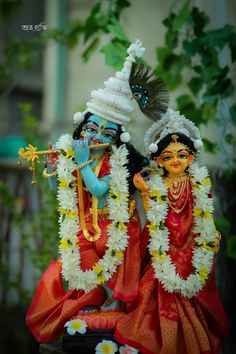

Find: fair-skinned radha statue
114;107;228;354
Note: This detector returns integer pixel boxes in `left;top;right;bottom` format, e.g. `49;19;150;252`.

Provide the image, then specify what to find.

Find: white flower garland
147;161;216;298
55;134;130;293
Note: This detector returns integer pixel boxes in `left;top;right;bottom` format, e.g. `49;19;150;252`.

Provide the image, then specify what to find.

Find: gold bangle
78;159;93;170
42;168;57;178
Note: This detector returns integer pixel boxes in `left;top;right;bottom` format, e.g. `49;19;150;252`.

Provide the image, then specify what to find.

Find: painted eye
103;130;117;139
162;155;172;161
178;154;188;159
87;127;96;132
85;123;97;133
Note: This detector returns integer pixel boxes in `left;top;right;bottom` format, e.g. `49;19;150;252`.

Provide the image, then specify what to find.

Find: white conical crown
74;40;145;126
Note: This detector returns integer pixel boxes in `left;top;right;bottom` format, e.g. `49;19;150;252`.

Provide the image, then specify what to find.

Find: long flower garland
55;134;130;293
147;162;216;298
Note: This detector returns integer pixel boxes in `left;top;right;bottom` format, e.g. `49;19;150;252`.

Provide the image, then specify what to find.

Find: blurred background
0;0;235;353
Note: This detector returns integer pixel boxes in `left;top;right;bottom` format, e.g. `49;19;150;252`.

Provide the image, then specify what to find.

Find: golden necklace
164;174;189;214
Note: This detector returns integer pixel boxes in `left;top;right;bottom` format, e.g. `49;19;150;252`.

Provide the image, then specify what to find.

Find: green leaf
155;64;182;91
114;0;131;17
225;134;236;145
176;94;203;124
183;39;202;55
206;77;234;99
172;3;191;31
202;24;234;50
202;138;218;153
82;37;100;62
226;236;236;262
163;12;176;29
65;19;83;48
163;13;178;48
157;54;190;90
156;47;170;63
107;18;130;42
176;94;194;108
202;95;219;108
229;104;236;125
101;40;128;69
229;32;236;62
165;28;178;49
200;103;217;121
188;77;203;95
198;64;222;84
191;7;209;36
18;102;32;114
215;216;231;235
83;3;102;42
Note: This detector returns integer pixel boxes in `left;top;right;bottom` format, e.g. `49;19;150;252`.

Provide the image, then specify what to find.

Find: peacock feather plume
129;63;169;121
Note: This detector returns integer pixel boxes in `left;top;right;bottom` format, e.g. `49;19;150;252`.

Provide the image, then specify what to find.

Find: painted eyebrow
162;149;189;154
87;120;118;132
104;127;118;132
87;120;99;127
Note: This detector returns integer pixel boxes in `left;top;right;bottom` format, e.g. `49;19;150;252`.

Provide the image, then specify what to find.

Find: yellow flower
59;207;67;214
65;148;75;159
159;253;167;260
150;250;167;260
119;221;127;230
67;210;77;219
147;224;158;231
204;210;211;218
149;189;163;202
59;178;68;189
97;275;105;284
193;208;203;217
110;192;120;200
114;250;123;259
199;266;208;282
93;265;103;274
115;221;127;230
60;239;71;249
202;177;212;187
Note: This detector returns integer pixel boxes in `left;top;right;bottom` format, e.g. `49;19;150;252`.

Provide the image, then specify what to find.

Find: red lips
170;163;181;167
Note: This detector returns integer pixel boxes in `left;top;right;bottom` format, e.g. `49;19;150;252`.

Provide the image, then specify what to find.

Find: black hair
72;112;148;194
126;145;149;194
150;132;196;160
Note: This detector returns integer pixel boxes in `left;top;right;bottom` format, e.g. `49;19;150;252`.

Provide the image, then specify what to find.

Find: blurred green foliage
0;104;59;305
19;104;59;275
155;3;236;155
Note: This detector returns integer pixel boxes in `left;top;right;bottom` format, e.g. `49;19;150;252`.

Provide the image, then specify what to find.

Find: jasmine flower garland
147;162;217;298
55;134;130;293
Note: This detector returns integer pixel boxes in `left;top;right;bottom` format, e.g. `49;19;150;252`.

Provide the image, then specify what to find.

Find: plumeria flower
119;344;139;353
64;319;87;335
95;339;118;354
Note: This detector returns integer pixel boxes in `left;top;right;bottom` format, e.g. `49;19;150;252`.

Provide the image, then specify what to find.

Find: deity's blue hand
72;137;90;165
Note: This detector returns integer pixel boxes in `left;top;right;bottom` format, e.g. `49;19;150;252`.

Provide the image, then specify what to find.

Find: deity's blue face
82;115;119;145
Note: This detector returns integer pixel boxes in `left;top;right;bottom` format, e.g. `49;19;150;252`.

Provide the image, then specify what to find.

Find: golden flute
18;142;111;184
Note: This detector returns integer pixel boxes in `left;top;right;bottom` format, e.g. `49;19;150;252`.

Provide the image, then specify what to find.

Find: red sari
26;155;141;342
115;179;228;354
